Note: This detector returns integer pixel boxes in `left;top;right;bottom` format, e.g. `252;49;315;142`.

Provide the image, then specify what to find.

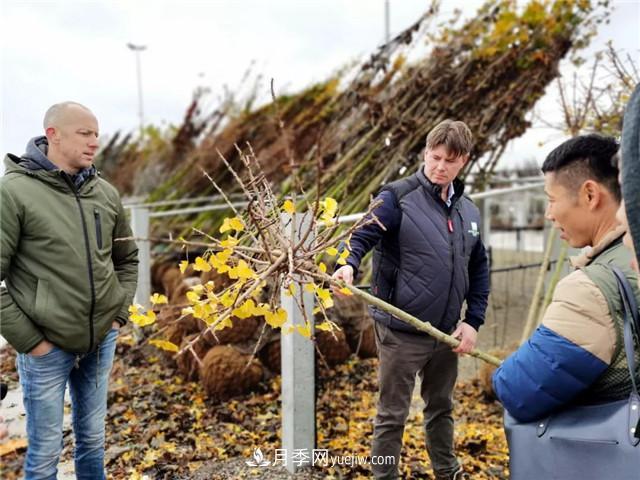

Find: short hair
541;134;621;202
425;120;473;157
43;101;91;129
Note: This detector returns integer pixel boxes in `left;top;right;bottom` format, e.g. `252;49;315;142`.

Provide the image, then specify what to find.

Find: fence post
480;197;492;248
280;213;315;473
130;206;151;309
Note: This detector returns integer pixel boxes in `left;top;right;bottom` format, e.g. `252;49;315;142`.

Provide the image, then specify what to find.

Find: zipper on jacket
441;211;456;327
94;209;103;249
61;173;96;353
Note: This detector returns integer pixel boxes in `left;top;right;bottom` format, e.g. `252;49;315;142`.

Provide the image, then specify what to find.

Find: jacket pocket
34;279;49;322
94;208;103;249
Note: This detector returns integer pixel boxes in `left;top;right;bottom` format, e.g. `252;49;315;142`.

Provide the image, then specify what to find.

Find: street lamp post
384;0;390;43
126;43;146;138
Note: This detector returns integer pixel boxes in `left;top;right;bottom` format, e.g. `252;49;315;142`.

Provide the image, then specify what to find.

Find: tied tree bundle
125;146;502;367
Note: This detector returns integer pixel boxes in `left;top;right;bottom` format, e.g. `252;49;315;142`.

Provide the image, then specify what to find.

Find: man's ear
45;126;59;144
582;180;602;209
461;153;470;166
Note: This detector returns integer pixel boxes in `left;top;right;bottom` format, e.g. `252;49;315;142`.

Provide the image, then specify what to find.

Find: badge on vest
468;221;479;237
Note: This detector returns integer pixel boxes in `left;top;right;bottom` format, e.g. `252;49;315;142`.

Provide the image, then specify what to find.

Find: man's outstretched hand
331;265;354;295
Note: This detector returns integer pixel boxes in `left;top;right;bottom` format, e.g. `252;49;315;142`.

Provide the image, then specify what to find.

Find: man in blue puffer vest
493;134;640;423
333;120;490;480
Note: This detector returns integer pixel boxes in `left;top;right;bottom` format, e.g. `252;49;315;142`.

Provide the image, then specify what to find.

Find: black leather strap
612;267;640;439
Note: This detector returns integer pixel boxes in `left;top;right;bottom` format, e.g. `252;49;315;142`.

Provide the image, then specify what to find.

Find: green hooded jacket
0;154;138;354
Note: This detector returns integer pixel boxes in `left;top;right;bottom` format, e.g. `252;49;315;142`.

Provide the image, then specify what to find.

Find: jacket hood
4;136;97;189
20;136;58;171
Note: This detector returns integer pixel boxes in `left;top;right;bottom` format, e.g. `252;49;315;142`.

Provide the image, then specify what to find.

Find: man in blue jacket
493;134;640;422
333;120;490;480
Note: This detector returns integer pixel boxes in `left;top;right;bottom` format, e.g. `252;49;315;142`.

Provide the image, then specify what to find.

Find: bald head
43;101;95;129
43;101;100;174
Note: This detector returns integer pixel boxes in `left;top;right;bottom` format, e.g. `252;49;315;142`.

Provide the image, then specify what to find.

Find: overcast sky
1;0;639;174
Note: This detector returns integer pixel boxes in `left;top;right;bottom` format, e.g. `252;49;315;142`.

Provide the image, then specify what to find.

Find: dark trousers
371;321;460;479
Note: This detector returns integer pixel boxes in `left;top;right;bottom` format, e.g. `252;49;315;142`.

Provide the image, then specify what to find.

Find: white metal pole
281;213;315;473
384;0;390;43
126;43;146;137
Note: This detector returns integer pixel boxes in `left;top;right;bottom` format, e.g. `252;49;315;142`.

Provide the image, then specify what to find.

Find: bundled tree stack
98;0;607;240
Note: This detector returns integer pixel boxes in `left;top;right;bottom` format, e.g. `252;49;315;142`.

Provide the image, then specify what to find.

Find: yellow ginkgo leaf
186;291;200;303
297;323;311;338
179;260;189;274
316;287;334;309
322;197;338;215
326;247;338;256
304;283;316;293
220;217;245;233
285;283;296;297
130;310;156;327
338;287;353;296
318;262;327;273
264;308;287;328
336;248;350;266
232;299;256;319
150;293;168;305
194;256;212;272
220;236;239;249
128;303;143;315
181;307;195;316
315;321;334;332
282;200;296;214
235;259;256;281
149;339;179;353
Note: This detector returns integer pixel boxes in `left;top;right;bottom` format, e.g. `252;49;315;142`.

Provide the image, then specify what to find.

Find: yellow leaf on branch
186;291;200;303
297;322;312;338
264;308;287;328
282;200;296;214
130;310;156;327
315;321;335;332
220;217;245;233
179;260;189;274
194;256;212;272
220;236;239;249
316;287;334;309
326;247;338;256
336;248;350;266
149;339;179;352
150;293;168;305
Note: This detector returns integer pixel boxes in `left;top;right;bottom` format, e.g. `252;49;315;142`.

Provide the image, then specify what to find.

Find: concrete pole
130;205;151;309
281;213;315;473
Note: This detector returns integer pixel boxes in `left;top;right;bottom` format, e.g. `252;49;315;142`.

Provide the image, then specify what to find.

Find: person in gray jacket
333;120;490;480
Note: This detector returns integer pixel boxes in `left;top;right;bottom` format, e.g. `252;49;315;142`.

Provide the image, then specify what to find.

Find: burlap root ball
352;322;377;358
316;329;351;366
202;316;261;345
176;333;212;381
259;338;281;373
200;345;264;400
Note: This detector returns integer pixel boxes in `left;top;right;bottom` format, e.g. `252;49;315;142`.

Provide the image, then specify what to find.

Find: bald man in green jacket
0;101;138;479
